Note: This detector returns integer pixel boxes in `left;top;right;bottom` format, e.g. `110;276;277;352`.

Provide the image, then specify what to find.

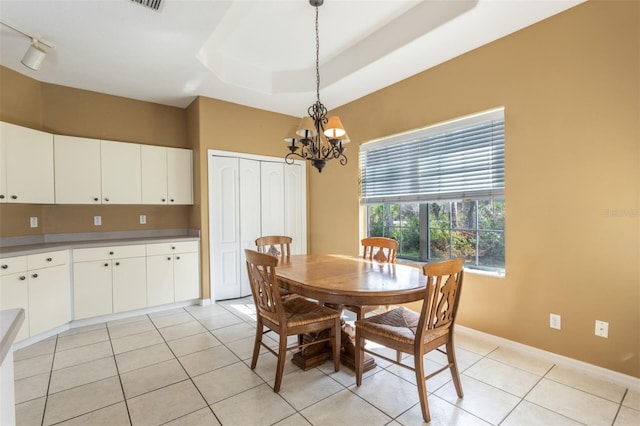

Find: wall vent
130;0;163;12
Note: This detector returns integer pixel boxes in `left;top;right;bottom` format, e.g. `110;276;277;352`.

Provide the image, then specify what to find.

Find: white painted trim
456;325;640;390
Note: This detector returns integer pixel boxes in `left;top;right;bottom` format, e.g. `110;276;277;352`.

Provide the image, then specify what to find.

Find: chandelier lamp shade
284;0;350;173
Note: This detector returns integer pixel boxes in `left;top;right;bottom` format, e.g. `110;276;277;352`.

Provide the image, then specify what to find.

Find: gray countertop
0;309;25;366
0;230;200;258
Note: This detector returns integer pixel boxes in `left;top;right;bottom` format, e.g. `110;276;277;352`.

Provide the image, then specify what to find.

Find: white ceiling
0;0;585;117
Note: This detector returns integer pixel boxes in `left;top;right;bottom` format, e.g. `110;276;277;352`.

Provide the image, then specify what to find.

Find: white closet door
260;162;285;237
239;159;261;296
284;163;306;254
209;156;242;300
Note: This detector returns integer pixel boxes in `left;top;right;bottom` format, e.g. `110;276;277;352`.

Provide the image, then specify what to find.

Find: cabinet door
54;135;102;204
112;257;147;313
28;264;69;336
260;161;285;236
73;260;113;320
0;128;6;202
167;148;193;205
2;122;54;204
0;272;29;341
101;140;142;204
174;252;199;301
141;145;168;204
146;254;174;306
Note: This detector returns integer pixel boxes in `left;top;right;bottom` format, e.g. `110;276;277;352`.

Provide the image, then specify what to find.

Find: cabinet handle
0;195;4;199
31;273;38;278
162;198;166;202
115;262;120;266
171;246;176;250
109;251;114;255
1;265;7;269
46;257;52;262
167;257;171;261
19;276;26;281
11;195;17;200
94;197;99;202
104;263;109;267
105;198;110;202
170;199;175;203
176;256;180;260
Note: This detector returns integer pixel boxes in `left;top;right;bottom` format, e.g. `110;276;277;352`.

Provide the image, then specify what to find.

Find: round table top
275;254;427;306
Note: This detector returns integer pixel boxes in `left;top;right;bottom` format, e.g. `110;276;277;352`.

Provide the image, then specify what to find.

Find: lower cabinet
73;245;147;320
0;251;69;341
146;241;200;306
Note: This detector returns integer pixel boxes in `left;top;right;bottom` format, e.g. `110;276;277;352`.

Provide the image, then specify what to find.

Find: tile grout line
105;319;134;426
39;334;59;426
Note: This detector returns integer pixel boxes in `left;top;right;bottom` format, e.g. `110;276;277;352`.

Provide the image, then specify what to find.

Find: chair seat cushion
356;307;448;344
281;296;341;327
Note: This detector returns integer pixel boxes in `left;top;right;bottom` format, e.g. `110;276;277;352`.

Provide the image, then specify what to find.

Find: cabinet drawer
146;241;199;256
73;245;146;262
0;256;27;276
27;250;67;270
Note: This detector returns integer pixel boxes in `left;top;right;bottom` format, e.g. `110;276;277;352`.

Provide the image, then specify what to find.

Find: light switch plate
94;215;102;226
30;217;38;228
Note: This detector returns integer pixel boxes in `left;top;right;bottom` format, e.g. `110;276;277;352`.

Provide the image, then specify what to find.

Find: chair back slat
361;237;398;263
255;235;292;258
418;258;464;339
245;249;283;322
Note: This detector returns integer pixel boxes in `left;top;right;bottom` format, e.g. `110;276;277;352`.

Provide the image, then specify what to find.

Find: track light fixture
0;19;54;71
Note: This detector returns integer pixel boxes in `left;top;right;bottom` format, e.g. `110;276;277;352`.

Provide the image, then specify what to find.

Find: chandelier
284;0;349;173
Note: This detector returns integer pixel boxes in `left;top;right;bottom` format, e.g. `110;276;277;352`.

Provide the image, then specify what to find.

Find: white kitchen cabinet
0;251;69;340
146;241;199;305
0;257;29;341
73;245;146;319
0;121;54;204
141;145;193;205
167;147;193;205
54;135;102;204
209;153;306;301
101;140;142;204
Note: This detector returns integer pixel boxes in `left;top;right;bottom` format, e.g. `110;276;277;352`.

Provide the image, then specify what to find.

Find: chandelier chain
315;5;320;105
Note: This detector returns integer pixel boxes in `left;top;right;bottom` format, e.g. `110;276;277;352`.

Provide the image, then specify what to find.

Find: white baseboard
456;325;640;390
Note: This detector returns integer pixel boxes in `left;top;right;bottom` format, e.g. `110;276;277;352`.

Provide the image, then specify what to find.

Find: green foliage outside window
366;200;505;271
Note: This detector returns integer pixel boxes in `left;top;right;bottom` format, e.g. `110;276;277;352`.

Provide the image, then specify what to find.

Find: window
360;109;505;272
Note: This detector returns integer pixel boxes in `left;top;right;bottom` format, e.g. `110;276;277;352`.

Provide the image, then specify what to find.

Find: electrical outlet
139;215;146;224
94;215;102;226
595;320;608;338
29;217;38;228
550;313;561;330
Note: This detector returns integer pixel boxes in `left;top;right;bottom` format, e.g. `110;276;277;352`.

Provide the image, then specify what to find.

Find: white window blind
360;108;504;204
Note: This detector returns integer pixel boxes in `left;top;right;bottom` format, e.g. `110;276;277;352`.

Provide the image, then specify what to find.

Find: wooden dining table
275;254;428;371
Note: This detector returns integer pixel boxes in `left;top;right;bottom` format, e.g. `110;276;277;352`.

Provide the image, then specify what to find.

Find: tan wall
308;1;639;376
188;96;299;299
0;67;190;237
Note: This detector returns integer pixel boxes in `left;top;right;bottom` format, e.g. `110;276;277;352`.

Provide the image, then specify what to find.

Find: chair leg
446;339;464;398
355;328;364;386
251;319;263;370
414;354;431;423
273;331;288;392
332;318;341;372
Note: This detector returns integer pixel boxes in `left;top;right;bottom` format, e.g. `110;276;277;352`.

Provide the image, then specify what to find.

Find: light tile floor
13;296;640;425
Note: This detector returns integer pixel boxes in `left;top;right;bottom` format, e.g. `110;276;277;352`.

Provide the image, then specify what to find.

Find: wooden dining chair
344;237;399;320
255;235;292;258
354;257;465;423
244;249;341;392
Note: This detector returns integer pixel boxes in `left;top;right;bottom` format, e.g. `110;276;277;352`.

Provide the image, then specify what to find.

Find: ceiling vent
130;0;162;12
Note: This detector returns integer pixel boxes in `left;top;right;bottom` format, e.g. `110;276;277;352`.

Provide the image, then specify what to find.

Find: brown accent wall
308;1;639;376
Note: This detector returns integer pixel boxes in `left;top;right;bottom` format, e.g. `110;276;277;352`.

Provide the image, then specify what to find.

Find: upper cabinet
141;145;193;205
101;140;142;204
54;135;102;204
0;121;55;204
2;121;193;205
